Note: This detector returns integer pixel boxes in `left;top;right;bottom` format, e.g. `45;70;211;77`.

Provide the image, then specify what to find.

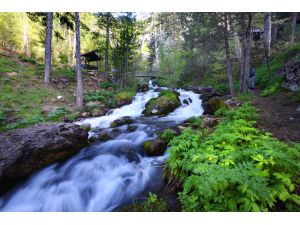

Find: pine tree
75;12;83;108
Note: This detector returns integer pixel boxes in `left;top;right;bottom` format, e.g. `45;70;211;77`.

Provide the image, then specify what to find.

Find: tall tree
75;12;83;108
105;13;111;74
224;13;235;97
239;13;254;93
264;12;272;78
22;13;28;56
290;12;297;45
44;12;53;85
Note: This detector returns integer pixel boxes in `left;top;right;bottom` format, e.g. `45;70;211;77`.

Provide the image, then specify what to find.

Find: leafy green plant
47;106;69;121
18;54;36;64
99;81;118;89
166;103;300;212
121;193;168;212
160;128;177;143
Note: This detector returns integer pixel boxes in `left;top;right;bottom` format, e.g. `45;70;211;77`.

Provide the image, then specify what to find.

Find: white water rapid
0;81;203;212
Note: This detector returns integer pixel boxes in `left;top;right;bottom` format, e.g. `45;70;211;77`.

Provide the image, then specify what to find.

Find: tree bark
105;13;110;74
239;14;246;93
264;12;272;78
229;16;241;61
224;13;235;97
22;13;28;56
75;12;83;108
44;12;53;85
239;13;254;93
243;13;254;93
290;12;297;45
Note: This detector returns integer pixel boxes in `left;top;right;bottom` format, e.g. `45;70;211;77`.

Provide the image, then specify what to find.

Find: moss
143;90;181;116
143;141;152;153
115;88;136;103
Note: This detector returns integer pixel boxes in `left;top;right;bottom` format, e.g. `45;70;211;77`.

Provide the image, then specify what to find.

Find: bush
166;103;300;211
18;54;36;64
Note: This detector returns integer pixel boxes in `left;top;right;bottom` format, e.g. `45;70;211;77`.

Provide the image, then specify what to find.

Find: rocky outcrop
201;115;221;129
137;83;150;92
143;90;181;116
203;97;225;115
224;99;242;110
188;86;223;115
281;61;300;92
143;139;167;157
110;116;134;128
0;123;88;192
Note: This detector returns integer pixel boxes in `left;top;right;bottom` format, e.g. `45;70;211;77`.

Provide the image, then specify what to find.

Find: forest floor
252;88;300;142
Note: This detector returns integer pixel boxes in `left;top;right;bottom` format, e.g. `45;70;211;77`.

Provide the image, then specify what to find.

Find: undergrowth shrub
121;193;168;212
166;103;300;211
160;128;177;143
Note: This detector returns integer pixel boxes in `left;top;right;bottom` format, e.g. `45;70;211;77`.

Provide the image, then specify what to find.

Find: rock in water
110;116;134;128
137;83;150;92
0;123;88;193
143;140;167;157
143;90;181;116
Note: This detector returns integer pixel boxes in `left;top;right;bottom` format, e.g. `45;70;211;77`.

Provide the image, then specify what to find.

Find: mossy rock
110;116;134;128
203;97;225;115
143;90;181;116
143;139;167;156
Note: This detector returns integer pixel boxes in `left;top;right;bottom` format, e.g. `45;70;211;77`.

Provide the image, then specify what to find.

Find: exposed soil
252;89;300;142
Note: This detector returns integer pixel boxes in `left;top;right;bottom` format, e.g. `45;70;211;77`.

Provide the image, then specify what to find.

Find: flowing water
0;81;203;212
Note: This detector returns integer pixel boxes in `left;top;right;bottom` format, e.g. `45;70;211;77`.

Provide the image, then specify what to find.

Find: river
0;81;203;211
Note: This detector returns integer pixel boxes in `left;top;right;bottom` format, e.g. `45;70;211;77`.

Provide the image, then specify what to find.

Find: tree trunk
224;13;235;97
229;16;241;61
239;14;246;93
264;12;272;78
44;12;53;85
105;13;110;74
75;12;83;108
239;13;254;93
243;13;254;93
22;13;28;56
290;12;297;45
154;15;159;71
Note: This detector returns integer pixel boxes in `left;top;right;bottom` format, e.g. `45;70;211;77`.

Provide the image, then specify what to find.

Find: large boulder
0;123;88;193
188;86;222;104
110;116;134;128
143;139;167;157
137;83;150;92
281;61;300;92
203;97;225;115
143;90;181;116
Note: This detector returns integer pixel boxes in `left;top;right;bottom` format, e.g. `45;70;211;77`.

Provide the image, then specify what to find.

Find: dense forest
0;12;299;212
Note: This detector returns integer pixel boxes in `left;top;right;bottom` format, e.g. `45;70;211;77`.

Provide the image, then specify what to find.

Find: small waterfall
0;81;203;212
